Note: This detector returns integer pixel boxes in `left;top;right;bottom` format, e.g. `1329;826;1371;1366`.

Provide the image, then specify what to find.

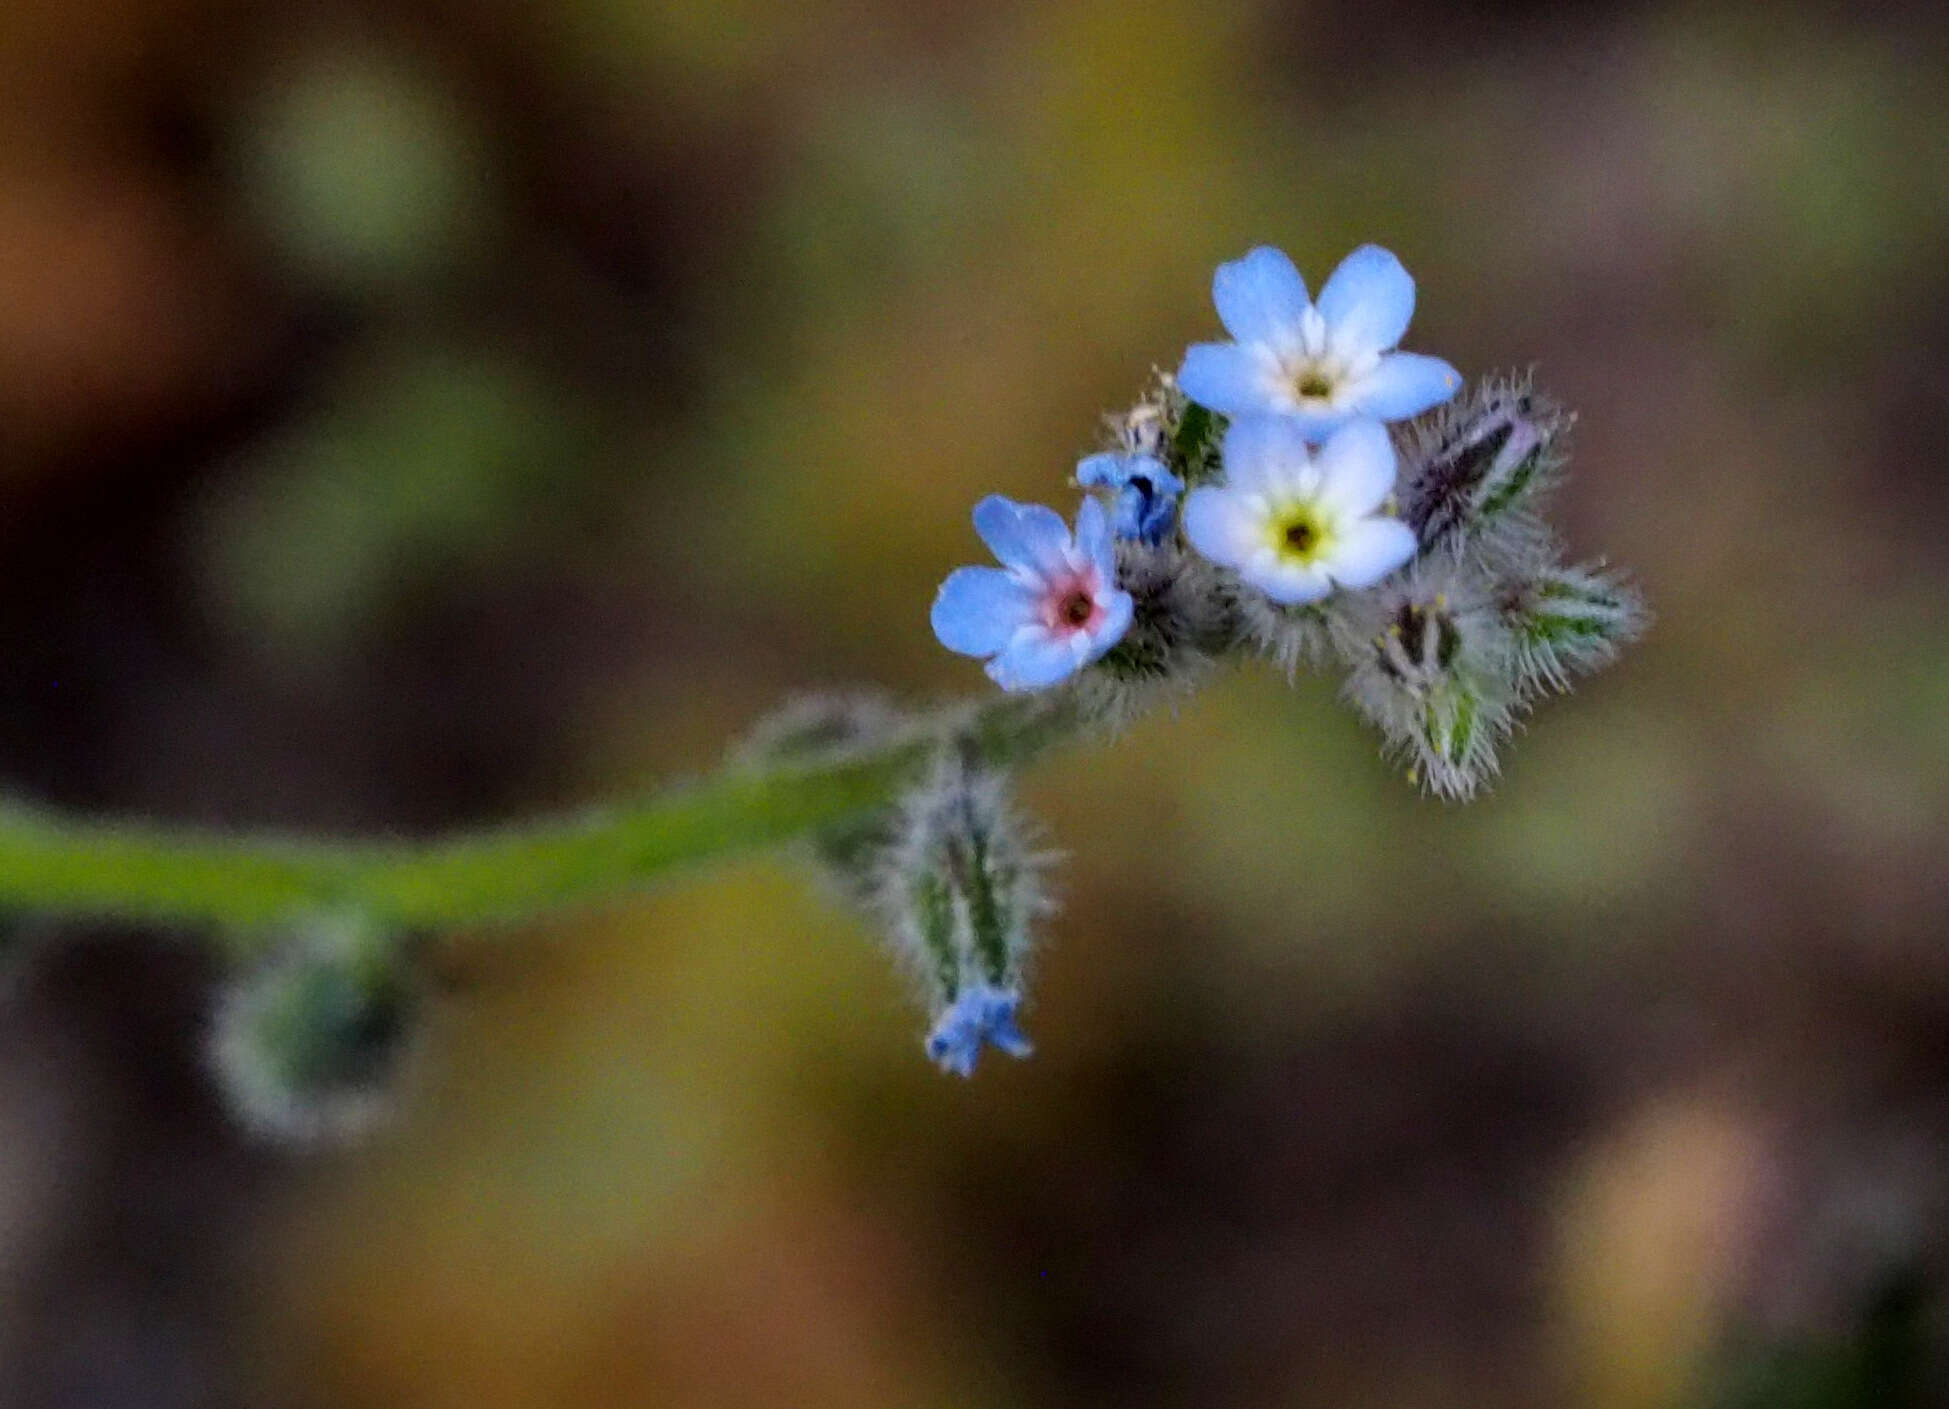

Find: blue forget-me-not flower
932;495;1134;691
1075;451;1186;545
882;236;1644;1074
1177;245;1461;440
1183;417;1418;605
925;982;1033;1077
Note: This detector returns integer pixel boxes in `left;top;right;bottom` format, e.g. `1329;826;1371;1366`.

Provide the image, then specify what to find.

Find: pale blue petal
1073;495;1115;579
1178;343;1275;417
1074;452;1124;488
925;986;1032;1075
978;991;1033;1057
972;495;1071;577
1326;517;1417;589
1345;353;1462;421
1282;406;1358;443
1212;245;1310;347
984;1020;1033;1059
1219;415;1314;496
987;631;1082;692
1249;558;1335;606
1106;492;1146;542
931;566;1037;657
1131;498;1162;542
1312;419;1398;517
1317;245;1416;359
1182;486;1263;567
925;1012;979;1076
936;1045;976;1077
1076;452;1182;498
1087;589;1134;658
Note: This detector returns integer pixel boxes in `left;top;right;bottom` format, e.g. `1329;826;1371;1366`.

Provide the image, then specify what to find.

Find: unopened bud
1402;374;1568;567
1500;563;1647;695
874;755;1052;1075
736;691;911;907
1339;564;1518;800
1078;542;1234;723
209;913;420;1144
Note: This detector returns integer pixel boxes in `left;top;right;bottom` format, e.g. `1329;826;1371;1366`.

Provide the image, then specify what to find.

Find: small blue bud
1076;451;1185;545
925;983;1033;1078
874;757;1051;1077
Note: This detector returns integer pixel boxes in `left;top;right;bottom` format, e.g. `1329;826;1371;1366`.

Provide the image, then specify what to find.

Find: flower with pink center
931;495;1134;692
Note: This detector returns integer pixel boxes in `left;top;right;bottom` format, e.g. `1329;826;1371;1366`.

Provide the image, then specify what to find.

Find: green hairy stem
0;695;1076;948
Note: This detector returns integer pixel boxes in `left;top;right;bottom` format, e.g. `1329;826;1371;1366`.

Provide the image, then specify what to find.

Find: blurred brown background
2;0;1948;1405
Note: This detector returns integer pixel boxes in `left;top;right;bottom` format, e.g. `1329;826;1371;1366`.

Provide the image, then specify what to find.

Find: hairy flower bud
873;755;1052;1075
1237;595;1337;678
209;913;421;1143
736;691;912;906
1338;563;1519;799
1499;562;1648;695
1401;374;1568;568
736;690;906;767
1075;540;1235;724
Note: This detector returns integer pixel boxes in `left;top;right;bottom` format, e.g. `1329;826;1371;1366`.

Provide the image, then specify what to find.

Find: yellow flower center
1295;369;1334;400
1270;503;1333;565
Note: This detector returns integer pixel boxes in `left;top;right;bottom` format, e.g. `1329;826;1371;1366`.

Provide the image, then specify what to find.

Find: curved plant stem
0;695;1077;948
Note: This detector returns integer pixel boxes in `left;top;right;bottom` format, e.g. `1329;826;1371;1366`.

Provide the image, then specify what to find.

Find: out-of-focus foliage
1712;1270;1933;1409
196;347;581;666
239;47;495;290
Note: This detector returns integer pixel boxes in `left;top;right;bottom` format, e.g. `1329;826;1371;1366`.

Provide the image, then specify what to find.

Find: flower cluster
59;243;1651;1150
831;242;1643;1074
930;242;1640;773
933;243;1470;701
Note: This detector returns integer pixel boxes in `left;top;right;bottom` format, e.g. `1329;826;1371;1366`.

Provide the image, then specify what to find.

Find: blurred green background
2;0;1947;1405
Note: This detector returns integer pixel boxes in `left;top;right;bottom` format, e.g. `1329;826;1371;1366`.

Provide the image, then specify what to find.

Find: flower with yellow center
1177;244;1461;442
1182;417;1418;605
